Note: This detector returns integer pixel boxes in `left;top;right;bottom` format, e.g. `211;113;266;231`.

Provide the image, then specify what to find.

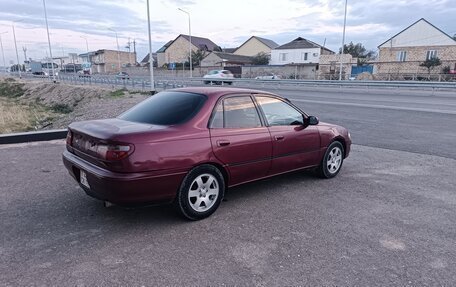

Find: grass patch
129;90;150;95
0;78;25;98
0;98;58;133
109;89;127;98
51;103;73;114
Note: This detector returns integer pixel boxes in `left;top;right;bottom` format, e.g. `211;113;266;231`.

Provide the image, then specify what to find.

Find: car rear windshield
208;70;219;75
118;91;207;125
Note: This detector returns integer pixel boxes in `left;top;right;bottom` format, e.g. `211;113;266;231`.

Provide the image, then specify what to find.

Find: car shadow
73;169;319;225
224;169;317;202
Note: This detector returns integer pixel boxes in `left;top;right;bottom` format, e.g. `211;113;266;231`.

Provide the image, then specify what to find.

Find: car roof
169;87;280;99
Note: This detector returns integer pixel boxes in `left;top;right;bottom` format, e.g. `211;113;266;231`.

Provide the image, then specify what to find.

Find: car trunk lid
67;118;166;169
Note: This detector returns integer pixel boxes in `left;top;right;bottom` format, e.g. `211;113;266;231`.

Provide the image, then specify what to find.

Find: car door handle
217;140;231;147
274;135;285;141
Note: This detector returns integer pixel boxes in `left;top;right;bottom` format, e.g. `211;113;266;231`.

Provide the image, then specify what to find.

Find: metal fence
4;72;456;93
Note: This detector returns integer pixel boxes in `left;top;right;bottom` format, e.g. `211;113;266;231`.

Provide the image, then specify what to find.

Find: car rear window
118;91;207;125
208;70;219;75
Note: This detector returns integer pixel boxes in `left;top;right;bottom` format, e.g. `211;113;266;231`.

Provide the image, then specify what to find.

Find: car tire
175;164;225;220
316;141;344;178
204;81;209;85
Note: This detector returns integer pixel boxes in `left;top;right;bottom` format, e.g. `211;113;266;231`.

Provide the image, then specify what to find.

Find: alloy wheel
326;146;342;174
188;173;219;212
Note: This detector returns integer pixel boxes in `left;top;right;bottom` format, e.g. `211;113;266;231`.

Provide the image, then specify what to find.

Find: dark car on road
115;72;130;80
63;87;351;220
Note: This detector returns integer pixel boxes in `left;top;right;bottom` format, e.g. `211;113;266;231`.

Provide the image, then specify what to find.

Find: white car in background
203;70;234;85
255;73;281;80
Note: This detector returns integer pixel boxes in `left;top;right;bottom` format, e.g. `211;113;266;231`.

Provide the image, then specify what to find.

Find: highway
1;86;456;285
277;87;456;159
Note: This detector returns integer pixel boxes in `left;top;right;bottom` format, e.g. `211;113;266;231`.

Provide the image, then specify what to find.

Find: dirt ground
0;77;150;133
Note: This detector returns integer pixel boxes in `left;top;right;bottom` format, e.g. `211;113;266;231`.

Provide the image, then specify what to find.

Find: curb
0;129;67;145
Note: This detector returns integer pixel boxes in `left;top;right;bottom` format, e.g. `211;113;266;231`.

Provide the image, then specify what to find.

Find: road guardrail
0;129;67;145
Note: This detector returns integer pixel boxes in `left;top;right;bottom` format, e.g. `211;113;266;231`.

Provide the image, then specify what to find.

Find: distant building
156;34;221;67
377;18;456;75
222;48;237;53
233;36;279;57
318;54;356;80
270;37;334;65
200;52;253;67
88;49;136;74
140;53;157;67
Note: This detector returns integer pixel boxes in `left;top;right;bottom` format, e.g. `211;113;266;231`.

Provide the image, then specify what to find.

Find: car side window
210;96;262;128
256;96;303;126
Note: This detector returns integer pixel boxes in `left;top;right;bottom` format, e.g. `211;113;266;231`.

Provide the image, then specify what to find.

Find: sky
0;0;455;65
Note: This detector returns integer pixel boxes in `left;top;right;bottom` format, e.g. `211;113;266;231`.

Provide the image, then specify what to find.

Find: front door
255;95;321;175
209;95;272;186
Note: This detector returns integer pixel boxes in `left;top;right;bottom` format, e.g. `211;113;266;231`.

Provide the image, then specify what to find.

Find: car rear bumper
62;150;186;205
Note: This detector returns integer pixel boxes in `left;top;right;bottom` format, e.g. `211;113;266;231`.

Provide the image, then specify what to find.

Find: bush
109;89;127;98
0;80;25;98
51;103;73;114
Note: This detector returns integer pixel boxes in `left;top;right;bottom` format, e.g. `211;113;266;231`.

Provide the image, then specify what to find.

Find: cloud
164;0;196;5
0;0;455;64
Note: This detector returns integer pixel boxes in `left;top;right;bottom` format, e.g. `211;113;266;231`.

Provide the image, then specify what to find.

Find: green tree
420;57;442;74
340;42;376;65
251;52;269;65
10;64;25;72
191;49;208;67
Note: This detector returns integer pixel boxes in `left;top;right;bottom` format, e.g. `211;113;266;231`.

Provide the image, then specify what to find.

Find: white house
270;37;334;65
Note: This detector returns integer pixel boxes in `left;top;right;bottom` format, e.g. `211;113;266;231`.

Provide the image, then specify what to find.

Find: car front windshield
118;91;207;125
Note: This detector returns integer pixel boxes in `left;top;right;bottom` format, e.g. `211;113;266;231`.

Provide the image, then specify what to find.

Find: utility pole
339;0;348;81
0;32;8;73
80;35;90;73
146;0;155;93
61;47;65;72
22;46;27;63
178;8;192;78
133;39;137;64
42;0;56;82
126;38;131;65
12;22;22;78
108;28;121;72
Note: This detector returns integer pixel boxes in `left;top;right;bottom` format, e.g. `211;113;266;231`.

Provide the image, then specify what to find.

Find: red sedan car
63;87;351;220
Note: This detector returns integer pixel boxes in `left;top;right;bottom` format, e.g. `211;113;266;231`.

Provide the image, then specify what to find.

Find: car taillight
66;130;73;146
96;144;133;161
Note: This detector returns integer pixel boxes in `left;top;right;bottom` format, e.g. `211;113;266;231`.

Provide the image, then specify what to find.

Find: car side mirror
308;115;319;125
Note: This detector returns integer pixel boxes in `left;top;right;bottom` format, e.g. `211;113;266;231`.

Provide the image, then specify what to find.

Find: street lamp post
11;22;22;78
146;0;155;93
42;0;56;82
178;8;192;78
108;28;121;73
0;32;7;73
80;36;89;54
80;36;91;73
339;0;348;81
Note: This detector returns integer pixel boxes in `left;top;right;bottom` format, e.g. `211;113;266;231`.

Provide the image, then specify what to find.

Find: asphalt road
272;87;456;159
1;86;456;285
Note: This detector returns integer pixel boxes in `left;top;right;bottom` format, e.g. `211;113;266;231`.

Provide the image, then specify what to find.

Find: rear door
254;95;321;175
209;95;272;186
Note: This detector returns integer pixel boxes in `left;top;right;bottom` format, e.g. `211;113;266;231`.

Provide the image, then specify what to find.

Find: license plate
80;170;90;189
